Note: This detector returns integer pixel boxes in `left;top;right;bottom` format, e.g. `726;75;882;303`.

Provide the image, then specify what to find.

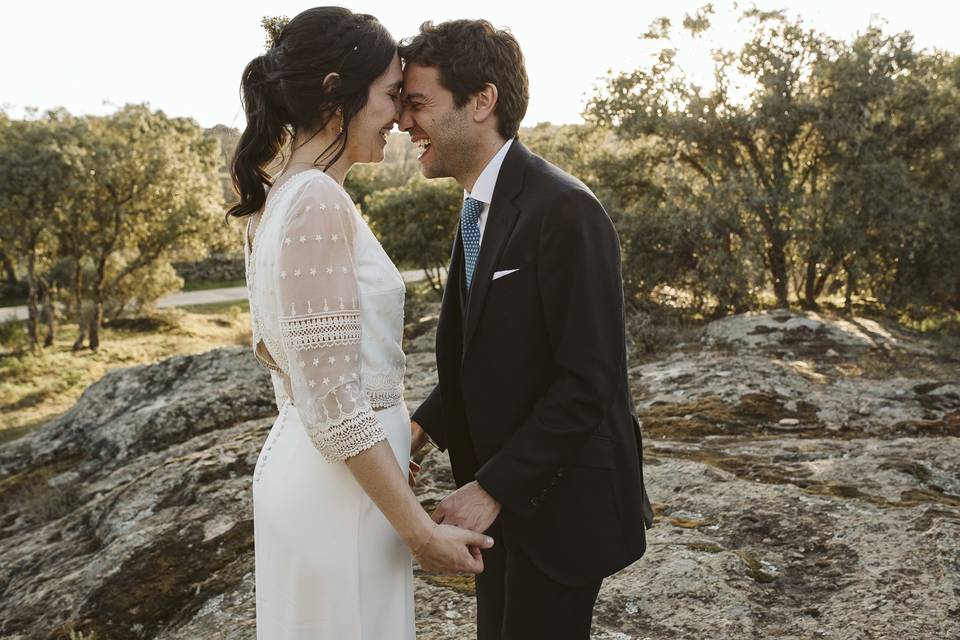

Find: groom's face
399;63;471;180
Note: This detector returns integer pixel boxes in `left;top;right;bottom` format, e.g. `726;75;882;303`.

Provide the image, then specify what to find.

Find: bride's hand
411;523;494;576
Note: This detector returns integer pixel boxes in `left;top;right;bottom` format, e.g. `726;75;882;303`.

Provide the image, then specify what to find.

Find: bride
227;7;493;638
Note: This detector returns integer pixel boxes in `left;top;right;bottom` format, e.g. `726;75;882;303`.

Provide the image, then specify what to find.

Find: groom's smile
413;138;432;161
399;63;471;180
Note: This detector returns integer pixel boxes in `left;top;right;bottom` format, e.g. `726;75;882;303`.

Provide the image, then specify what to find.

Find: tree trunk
723;232;750;314
25;251;40;348
767;229;790;308
89;287;104;351
812;258;835;300
417;264;444;298
89;259;106;351
0;248;16;287
801;251;819;310
40;277;55;347
73;325;86;351
89;297;103;351
71;261;86;351
843;262;855;315
433;265;447;297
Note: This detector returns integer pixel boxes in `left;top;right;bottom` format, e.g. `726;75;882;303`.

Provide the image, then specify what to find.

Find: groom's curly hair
399;19;529;140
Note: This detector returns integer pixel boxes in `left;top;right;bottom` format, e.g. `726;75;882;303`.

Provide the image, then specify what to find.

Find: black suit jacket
413;140;655;587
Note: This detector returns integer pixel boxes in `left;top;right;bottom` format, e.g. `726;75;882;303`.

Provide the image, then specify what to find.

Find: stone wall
172;253;245;284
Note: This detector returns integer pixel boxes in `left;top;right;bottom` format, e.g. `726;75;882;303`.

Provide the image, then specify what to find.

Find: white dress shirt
464;137;514;247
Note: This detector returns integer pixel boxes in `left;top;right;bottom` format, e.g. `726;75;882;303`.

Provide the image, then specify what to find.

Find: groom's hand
431;481;501;534
410;420;430;458
408;459;421;488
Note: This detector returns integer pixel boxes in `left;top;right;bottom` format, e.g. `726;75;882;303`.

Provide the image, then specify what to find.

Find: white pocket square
492;268;519;280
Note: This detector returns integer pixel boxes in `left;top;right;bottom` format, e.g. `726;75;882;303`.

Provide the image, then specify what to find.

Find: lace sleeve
274;175;387;462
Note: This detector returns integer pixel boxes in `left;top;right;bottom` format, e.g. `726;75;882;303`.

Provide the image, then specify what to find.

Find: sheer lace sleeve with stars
273;178;387;462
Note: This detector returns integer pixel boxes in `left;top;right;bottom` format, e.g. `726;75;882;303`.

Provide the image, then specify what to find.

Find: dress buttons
254;403;290;483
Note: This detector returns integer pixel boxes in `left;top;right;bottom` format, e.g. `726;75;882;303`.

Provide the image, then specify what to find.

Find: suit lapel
462;141;529;358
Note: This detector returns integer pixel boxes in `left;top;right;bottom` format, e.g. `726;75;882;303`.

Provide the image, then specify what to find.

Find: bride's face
346;52;402;164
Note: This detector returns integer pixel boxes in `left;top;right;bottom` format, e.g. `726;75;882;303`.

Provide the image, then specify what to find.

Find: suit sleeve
474;188;625;518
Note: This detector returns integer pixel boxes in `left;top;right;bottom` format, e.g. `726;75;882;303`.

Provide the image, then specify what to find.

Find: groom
399;19;655;640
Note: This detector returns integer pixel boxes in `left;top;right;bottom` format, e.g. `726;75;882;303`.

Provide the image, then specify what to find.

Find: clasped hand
411;482;502;576
431;480;501;535
408;421;502;574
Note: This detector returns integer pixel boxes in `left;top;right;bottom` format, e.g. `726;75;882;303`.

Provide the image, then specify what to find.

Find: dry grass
0;304;251;443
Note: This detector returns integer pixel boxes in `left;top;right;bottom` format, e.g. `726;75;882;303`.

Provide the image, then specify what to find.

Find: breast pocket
492;268;521;281
488;262;534;291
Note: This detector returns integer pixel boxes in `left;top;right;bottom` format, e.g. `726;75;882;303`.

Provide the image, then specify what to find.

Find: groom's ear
471;83;499;126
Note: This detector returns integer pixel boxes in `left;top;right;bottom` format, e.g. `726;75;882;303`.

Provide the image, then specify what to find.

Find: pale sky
2;1;957;129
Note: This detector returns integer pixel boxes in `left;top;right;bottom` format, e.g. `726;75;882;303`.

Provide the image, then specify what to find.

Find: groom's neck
458;133;508;194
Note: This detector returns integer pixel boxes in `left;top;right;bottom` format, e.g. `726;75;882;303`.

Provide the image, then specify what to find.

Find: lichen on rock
0;309;956;639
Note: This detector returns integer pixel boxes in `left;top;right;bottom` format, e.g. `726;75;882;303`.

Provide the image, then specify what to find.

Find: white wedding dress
244;168;415;639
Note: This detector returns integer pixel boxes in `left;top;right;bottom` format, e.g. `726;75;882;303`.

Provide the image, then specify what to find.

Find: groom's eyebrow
402;92;427;103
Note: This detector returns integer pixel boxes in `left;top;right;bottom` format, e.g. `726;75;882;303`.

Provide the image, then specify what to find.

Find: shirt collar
464;137;514;206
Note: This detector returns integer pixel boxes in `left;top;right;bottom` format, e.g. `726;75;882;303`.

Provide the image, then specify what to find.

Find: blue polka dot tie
460;197;483;289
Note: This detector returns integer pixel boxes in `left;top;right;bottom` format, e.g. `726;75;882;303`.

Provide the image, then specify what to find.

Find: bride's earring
336;108;344;135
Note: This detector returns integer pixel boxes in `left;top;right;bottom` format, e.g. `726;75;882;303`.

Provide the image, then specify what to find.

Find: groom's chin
419;163;443;179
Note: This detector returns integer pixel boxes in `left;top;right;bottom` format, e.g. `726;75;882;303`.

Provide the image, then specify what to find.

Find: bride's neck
283;128;353;186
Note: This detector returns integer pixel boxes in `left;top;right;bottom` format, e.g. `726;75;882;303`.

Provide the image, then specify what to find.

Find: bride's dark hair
227;7;396;219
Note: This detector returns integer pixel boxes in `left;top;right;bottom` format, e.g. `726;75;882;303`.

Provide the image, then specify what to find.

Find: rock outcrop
0;309;956;639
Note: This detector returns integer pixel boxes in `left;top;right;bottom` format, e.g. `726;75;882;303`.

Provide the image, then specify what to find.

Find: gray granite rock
0;308;956;639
